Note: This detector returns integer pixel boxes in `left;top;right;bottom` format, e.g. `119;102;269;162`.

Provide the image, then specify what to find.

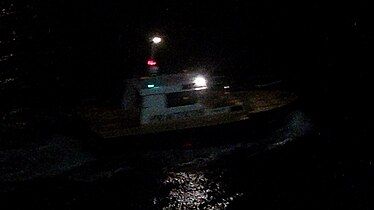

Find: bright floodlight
193;76;207;87
152;36;162;44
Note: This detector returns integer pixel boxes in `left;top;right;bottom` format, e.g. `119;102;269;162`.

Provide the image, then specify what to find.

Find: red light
147;59;157;66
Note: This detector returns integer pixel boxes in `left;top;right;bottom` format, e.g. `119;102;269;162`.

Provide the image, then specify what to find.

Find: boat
77;72;298;139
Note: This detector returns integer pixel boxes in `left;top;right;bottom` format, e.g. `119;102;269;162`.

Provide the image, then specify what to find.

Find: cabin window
166;91;198;107
182;83;195;90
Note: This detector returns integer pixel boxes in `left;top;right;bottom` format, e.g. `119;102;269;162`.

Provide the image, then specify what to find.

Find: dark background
1;0;372;150
1;1;373;208
2;0;372;104
1;0;372;148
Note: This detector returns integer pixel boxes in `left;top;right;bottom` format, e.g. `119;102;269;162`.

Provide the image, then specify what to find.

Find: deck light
193;76;207;88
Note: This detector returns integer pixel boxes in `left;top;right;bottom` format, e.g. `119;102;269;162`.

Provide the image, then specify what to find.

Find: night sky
1;0;373;111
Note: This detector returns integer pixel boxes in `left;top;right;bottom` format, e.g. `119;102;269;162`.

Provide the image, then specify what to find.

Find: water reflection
159;171;242;209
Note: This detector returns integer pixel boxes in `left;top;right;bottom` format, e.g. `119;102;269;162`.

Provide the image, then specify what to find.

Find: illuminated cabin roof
138;73;208;96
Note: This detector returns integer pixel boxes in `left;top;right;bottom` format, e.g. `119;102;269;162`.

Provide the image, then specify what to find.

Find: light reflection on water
159;171;242;209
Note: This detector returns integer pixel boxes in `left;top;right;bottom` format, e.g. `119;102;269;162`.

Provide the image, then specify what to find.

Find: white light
152;36;162;44
224;85;230;89
193;76;207;88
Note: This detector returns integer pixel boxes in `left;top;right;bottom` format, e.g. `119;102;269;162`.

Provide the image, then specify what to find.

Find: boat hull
78;90;298;139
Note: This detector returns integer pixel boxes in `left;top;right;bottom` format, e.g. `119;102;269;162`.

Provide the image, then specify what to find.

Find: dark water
2;105;373;209
1;109;315;208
